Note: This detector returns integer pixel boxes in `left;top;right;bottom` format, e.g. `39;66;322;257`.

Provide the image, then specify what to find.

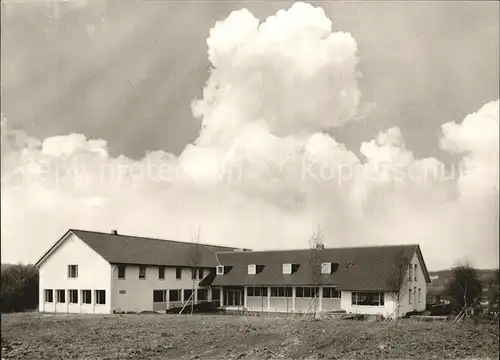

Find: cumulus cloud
1;2;498;270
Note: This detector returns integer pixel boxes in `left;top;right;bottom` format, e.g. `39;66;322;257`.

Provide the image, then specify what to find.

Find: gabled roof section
36;229;240;268
211;244;426;291
35;229;74;267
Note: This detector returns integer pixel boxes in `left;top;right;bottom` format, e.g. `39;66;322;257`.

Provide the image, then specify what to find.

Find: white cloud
1;3;498;270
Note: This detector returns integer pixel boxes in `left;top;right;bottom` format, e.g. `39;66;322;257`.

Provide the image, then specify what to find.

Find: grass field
1;313;498;359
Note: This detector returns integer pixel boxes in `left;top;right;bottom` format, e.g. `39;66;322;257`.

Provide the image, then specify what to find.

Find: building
212;244;430;318
35;229;242;314
36;229;430;318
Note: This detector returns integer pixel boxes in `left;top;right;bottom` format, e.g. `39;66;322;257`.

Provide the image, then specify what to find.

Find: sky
1;0;499;270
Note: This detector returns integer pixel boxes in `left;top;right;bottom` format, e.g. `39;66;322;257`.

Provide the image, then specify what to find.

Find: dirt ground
1;312;498;360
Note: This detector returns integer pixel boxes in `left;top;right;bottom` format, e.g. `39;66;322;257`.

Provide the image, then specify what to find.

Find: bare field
1;313;498;360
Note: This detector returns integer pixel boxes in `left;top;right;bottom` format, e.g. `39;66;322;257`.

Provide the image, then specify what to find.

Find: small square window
139;265;146;279
56;289;65;303
95;290;106;305
68;289;78;304
169;289;181;302
68;265;78;278
248;264;256;275
158;266;165;279
44;289;53;303
118;264;126;279
216;265;224;275
153;290;166;303
81;290;91;304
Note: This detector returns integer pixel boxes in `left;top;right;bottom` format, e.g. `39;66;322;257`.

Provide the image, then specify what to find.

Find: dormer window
321;262;339;274
282;263;299;274
321;262;331;274
248;264;256;275
283;263;292;274
216;265;224;275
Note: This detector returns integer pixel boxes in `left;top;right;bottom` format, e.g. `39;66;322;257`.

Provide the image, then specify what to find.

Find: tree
189;227;201;315
385;247;411;322
1;264;39;313
445;259;482;312
307;226;324;318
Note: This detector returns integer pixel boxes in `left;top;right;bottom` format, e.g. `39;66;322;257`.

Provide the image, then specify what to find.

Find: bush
430;303;453;316
1;264;39;313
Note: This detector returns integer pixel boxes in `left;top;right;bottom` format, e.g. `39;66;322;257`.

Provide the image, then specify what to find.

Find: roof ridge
215;244;417;254
70;228;238;250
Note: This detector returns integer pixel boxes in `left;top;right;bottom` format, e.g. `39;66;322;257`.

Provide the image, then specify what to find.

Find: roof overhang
415;245;431;283
34;229;74;268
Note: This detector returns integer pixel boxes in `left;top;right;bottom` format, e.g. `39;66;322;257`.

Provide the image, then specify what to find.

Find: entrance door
226;290;242;306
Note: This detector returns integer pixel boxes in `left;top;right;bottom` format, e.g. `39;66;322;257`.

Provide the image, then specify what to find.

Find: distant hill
427;268;499;296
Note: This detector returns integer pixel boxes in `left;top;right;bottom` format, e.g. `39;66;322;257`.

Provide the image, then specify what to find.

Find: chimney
316;243;325;251
111;230;118;235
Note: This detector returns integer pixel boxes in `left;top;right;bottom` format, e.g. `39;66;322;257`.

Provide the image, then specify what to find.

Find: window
176;267;182;279
184;289;193;301
321;263;332;274
153;290;166;303
414;264;418;281
56;289;65;303
119;290;126;295
248;264;256;275
158;266;165;280
95;290;106;305
271;287;291;297
118;264;126;279
198;268;204;279
408;289;412;304
282;263;292;274
191;268;197;280
216;265;224;275
295;287;319;298
247;287;267;297
139;265;146;279
169;289;181;302
418;288;421;303
296;287;304;298
44;289;53;303
81;290;91;304
351;292;384;306
68;289;78;304
211;288;221;300
408;264;413;281
68;265;78;278
322;287;340;298
197;289;208;301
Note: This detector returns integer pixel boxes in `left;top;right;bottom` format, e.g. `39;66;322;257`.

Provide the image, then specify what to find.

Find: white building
35;229;241;314
36;229;430;318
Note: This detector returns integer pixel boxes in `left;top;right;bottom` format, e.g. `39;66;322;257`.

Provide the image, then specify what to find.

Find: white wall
38;233;112;314
389;251;428;316
341;291;396;318
246;296;267;311
111;266;209;313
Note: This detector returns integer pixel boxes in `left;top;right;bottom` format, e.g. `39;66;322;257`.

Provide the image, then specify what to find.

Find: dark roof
35;229;241;268
211;244;431;291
